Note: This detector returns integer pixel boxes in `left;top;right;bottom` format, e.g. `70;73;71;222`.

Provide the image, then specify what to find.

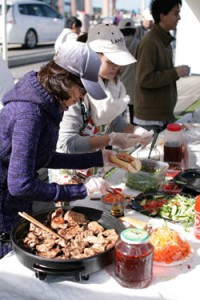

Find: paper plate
153;251;193;267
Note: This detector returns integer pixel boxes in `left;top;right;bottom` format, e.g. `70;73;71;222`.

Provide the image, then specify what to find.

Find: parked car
0;0;65;49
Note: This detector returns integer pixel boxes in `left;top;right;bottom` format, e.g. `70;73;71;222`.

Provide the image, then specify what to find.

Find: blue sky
92;0;150;12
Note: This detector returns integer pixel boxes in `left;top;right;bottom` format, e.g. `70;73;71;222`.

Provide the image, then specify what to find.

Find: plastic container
163;123;183;168
126;159;169;192
194;195;200;239
115;228;154;288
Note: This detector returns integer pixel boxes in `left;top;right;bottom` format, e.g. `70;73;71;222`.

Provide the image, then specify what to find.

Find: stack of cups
194;195;200;239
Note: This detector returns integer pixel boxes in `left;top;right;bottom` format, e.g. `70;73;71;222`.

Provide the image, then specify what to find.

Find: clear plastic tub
126;159;169;192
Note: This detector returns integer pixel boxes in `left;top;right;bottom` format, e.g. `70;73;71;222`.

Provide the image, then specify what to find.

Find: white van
0;0;65;49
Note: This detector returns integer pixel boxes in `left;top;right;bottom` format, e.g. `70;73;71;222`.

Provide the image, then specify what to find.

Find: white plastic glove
101;149;118;167
109;132;139;149
133;127;153;146
84;176;110;196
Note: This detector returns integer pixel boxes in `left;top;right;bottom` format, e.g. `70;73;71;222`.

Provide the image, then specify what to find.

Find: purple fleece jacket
0;71;103;233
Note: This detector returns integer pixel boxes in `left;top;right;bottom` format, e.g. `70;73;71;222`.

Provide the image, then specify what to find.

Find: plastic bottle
194;195;200;239
163;123;183;168
114;228;154;288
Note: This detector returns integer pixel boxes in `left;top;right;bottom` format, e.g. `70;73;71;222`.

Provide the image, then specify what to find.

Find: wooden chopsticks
18;211;63;240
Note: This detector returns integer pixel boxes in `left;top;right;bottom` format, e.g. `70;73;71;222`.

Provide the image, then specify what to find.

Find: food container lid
167;123;182;132
120;228;149;244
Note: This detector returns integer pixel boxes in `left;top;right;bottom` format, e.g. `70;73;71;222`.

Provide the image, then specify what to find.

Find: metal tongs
148;128;160;159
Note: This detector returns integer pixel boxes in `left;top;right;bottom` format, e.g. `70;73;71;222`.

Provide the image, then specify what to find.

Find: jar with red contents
114;228;154;288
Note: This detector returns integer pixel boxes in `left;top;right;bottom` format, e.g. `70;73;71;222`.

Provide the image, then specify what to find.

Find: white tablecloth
0;201;200;300
1;125;200;300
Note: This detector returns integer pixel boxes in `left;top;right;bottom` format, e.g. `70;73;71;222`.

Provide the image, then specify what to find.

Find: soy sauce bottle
111;194;124;217
163;123;183;168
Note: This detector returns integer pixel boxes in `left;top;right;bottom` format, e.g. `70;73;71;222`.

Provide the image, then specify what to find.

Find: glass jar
114;228;154;288
163;123;183;168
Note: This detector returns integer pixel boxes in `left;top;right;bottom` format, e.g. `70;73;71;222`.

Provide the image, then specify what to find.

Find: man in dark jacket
134;0;190;133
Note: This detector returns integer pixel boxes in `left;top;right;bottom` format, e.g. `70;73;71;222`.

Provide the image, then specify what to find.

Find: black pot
11;206;123;282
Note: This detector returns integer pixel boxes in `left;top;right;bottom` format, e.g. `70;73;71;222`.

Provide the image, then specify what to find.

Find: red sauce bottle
194;195;200;239
114;228;154;288
163;123;183;169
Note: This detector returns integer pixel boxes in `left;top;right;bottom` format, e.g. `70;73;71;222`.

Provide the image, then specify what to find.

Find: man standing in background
134;0;190;134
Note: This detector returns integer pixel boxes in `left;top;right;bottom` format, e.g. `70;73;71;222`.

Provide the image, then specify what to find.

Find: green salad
159;194;195;228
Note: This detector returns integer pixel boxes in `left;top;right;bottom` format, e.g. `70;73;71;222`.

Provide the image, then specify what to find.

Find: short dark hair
77;32;88;43
37;60;85;105
150;0;182;23
66;16;82;29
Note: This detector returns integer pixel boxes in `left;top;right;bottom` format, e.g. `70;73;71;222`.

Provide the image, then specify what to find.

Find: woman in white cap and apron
57;24;152;159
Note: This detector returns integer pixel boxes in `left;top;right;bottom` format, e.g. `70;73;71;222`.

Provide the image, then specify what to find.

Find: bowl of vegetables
130;191;196;228
126;159;168;192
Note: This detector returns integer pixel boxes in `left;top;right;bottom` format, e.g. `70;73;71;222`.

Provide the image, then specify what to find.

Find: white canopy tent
175;0;200;74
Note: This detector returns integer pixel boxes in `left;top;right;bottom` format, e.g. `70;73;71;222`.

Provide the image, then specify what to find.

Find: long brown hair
37;60;85;105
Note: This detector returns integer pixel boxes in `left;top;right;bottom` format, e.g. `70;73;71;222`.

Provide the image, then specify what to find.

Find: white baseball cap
87;24;136;66
54;41;107;100
142;8;154;21
118;18;135;30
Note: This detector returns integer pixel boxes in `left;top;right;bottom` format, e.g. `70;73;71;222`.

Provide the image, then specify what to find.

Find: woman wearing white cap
57;24;153;160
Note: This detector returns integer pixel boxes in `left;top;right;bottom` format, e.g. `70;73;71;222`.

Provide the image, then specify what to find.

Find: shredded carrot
149;228;191;264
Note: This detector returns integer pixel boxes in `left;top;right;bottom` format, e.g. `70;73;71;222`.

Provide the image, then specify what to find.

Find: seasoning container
111;193;124;218
194;195;200;239
163;123;183;169
115;228;154;288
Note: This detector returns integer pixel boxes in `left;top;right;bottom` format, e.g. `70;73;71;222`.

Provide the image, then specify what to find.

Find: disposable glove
101;149;119;167
109;132;139;149
133;127;153;146
84;176;110;196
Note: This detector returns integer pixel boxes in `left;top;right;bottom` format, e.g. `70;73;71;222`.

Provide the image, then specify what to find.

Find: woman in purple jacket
0;42;113;258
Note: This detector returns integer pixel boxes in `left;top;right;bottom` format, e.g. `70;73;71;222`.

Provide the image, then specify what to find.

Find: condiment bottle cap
120;228;149;244
167;123;182;132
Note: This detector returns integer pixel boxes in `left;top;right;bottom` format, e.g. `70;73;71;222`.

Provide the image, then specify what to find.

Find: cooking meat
36;240;55;252
84;248;97;257
87;221;104;234
51;208;67;229
24;232;40;248
69;248;82;258
64;210;87;226
37;246;61;259
22;208;119;260
91;244;106;253
83;235;106;245
58;225;83;240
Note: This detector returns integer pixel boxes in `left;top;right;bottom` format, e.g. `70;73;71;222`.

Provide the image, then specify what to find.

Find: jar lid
167;123;182;132
120;228;149;244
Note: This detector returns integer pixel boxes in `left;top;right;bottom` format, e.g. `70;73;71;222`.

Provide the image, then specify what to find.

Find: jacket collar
152;24;175;47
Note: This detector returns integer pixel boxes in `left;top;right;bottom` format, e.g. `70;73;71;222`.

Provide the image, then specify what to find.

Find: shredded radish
149;227;191;264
